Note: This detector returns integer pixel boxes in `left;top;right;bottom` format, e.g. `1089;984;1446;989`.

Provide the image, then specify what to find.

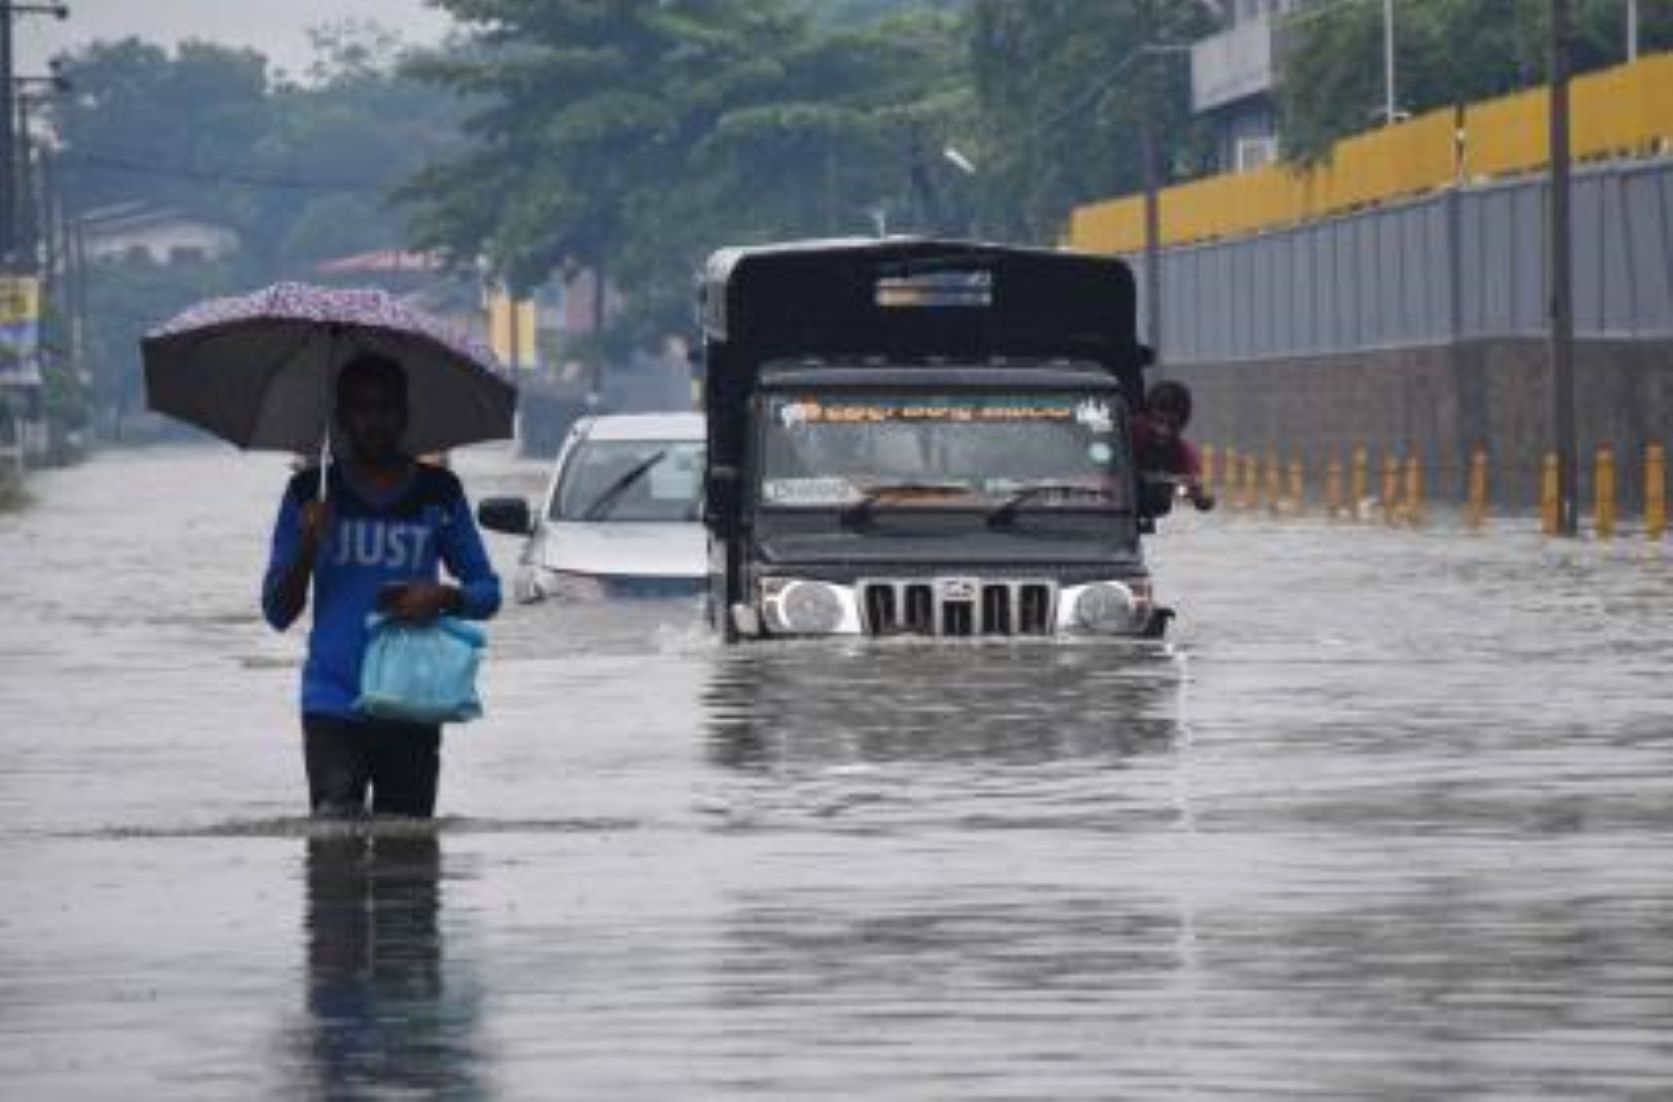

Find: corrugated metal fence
1133;157;1673;363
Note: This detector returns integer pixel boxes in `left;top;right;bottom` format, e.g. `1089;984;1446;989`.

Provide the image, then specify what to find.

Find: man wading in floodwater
262;353;501;819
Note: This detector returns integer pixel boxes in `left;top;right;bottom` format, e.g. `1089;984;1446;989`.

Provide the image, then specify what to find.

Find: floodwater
3;445;1672;1099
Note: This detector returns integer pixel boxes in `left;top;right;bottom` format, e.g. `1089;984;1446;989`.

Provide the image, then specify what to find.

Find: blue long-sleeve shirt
263;463;501;720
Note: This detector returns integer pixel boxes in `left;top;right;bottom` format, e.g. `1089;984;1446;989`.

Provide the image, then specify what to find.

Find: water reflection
698;642;1206;1094
292;831;484;1100
718;888;1187;1008
705;642;1185;773
701;889;1202;1097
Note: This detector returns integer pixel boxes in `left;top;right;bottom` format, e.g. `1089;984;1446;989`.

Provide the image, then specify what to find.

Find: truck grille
859;578;1057;637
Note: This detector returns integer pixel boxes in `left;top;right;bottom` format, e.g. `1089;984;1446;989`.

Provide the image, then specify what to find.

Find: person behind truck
1133;380;1214;511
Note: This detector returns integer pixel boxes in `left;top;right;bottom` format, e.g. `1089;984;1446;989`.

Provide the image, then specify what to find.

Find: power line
988;43;1178;165
55;150;384;194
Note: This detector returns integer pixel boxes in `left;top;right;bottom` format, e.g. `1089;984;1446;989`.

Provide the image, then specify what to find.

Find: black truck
700;237;1172;642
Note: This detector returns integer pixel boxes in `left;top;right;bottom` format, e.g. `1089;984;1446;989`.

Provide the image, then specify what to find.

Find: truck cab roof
758;362;1127;394
701;237;1144;370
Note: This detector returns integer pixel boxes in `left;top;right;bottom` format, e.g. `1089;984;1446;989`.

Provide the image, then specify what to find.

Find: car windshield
551;439;705;522
760;391;1128;510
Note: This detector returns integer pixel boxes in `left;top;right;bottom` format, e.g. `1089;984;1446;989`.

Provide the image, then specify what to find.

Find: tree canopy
46;27;466;434
51;27;464;275
400;0;969;350
965;0;1216;241
1278;0;1673;162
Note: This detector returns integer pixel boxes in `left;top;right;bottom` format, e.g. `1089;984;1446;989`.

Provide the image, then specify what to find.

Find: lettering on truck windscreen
760;392;1129;509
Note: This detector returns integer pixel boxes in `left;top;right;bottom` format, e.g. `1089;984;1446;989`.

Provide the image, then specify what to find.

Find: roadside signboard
0;275;42;387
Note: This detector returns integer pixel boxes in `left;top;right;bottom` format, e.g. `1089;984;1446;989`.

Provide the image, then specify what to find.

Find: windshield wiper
582;450;667;520
839;481;972;528
986;483;1117;528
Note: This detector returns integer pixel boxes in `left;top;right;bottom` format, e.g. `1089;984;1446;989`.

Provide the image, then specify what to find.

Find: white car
478;412;706;601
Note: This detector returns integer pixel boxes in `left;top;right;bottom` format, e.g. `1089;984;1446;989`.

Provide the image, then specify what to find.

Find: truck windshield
760;392;1128;510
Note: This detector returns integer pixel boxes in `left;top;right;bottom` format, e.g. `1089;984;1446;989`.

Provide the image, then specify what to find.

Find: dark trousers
303;713;442;819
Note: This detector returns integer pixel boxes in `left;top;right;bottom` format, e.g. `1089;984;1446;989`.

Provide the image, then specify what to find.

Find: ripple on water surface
2;449;1672;1098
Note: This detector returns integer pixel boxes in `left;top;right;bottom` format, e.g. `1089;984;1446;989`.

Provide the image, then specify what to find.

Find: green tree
403;0;968;352
51;39;272;222
81;254;247;440
51;29;464;275
694;7;969;238
51;37;278;279
264;26;468;271
49;28;469;436
966;0;1217;242
1278;0;1673;162
404;1;796;293
813;0;972;27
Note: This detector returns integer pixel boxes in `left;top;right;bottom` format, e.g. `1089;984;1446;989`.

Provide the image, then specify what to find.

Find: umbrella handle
318;334;336;505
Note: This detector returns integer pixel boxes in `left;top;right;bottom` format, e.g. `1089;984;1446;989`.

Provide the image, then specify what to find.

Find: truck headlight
760;578;857;635
1070;581;1140;634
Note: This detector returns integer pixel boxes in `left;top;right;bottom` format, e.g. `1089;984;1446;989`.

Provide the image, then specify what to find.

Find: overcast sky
18;0;455;78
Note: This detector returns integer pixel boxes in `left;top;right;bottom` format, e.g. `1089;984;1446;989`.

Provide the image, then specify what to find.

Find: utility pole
12;71;68;275
14;88;35;265
1140;116;1161;368
1383;0;1398;123
2;3;16;269
1;2;70;271
1627;0;1639;61
1132;42;1190;371
1548;0;1578;535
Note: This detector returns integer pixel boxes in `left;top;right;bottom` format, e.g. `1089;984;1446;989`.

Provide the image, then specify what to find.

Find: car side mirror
477;496;533;536
704;465;740;530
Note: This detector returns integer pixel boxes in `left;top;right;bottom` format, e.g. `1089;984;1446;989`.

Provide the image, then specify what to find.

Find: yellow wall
1069;51;1673;254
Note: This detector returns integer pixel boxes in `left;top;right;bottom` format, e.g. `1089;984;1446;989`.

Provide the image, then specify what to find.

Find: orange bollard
1380;452;1400;525
1223;446;1240;508
1466;446;1489;531
1264;451;1282;515
1540;452;1560;535
1287;453;1305;514
1403;455;1424;527
1350;444;1369;521
1325;452;1345;518
1243;454;1260;511
1200;444;1216;501
1594;444;1616;541
1647;443;1666;542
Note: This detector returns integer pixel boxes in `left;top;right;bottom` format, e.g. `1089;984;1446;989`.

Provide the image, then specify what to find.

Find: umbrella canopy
142;282;516;455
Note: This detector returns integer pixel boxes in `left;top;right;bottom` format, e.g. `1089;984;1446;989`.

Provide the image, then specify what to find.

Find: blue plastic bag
355;614;486;725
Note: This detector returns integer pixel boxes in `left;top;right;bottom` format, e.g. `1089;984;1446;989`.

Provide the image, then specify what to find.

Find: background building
78;203;240;266
1191;0;1316;172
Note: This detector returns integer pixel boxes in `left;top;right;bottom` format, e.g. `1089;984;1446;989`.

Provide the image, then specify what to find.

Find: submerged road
2;445;1671;1098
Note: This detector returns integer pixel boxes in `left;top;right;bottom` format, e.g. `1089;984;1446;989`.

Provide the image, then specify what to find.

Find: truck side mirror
477;496;533;536
704;465;740;530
